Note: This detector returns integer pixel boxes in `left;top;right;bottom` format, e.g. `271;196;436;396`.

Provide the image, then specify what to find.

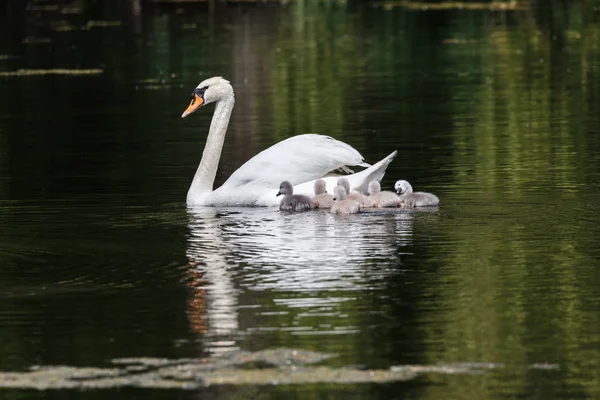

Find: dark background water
1;0;600;398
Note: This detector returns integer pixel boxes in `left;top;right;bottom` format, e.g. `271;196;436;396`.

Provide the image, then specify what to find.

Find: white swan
395;180;439;207
181;76;398;206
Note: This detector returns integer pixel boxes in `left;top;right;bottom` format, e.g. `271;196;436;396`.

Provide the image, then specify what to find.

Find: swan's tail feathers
353;150;398;193
288;150;398;200
338;161;372;174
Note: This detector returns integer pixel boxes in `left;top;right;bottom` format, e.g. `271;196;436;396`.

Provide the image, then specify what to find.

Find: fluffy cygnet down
277;181;314;211
312;179;335;209
394;180;439;207
368;181;400;208
331;185;361;215
337;177;372;208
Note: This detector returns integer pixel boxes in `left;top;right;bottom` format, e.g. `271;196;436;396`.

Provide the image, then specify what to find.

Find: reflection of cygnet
368;181;400;208
337;177;372;208
277;181;314;211
395;180;439;207
331;185;361;215
312;179;334;209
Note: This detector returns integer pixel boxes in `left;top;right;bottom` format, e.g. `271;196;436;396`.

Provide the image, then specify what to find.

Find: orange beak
181;94;204;118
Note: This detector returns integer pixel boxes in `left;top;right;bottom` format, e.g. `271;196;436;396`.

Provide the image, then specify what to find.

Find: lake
1;0;600;398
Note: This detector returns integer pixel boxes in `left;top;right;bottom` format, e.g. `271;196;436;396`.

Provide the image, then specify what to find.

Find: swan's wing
254;150;398;206
290;150;398;196
221;134;369;189
206;135;396;207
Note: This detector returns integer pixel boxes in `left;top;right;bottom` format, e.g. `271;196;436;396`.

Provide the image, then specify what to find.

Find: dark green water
1;0;600;398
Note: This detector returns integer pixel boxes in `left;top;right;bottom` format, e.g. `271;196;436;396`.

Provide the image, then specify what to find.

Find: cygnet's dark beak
276;191;282;197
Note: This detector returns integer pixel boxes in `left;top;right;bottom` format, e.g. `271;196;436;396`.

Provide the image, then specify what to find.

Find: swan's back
223;134;368;191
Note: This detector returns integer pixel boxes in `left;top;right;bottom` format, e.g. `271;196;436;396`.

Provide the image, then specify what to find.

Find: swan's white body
183;77;397;207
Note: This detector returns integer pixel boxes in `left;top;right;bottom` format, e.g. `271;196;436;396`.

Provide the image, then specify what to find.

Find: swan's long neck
187;95;235;203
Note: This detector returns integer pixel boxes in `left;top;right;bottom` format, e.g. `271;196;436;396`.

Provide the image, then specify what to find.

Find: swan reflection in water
184;207;430;353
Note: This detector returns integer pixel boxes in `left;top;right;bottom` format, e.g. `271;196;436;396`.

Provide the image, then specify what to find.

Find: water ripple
184;206;431;350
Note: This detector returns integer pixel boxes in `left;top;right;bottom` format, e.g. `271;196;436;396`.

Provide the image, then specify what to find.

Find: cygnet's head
395;180;412;195
276;181;294;197
314;179;327;195
332;185;347;201
181;76;234;118
336;177;350;194
368;181;381;195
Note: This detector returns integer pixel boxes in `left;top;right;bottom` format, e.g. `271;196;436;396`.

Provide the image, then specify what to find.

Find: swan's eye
194;86;208;98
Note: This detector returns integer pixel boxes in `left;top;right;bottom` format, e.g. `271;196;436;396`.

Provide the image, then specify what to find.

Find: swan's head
314;179;327;195
336;177;350;194
276;181;293;197
332;185;347;201
395;180;412;195
181;76;234;118
368;180;381;195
